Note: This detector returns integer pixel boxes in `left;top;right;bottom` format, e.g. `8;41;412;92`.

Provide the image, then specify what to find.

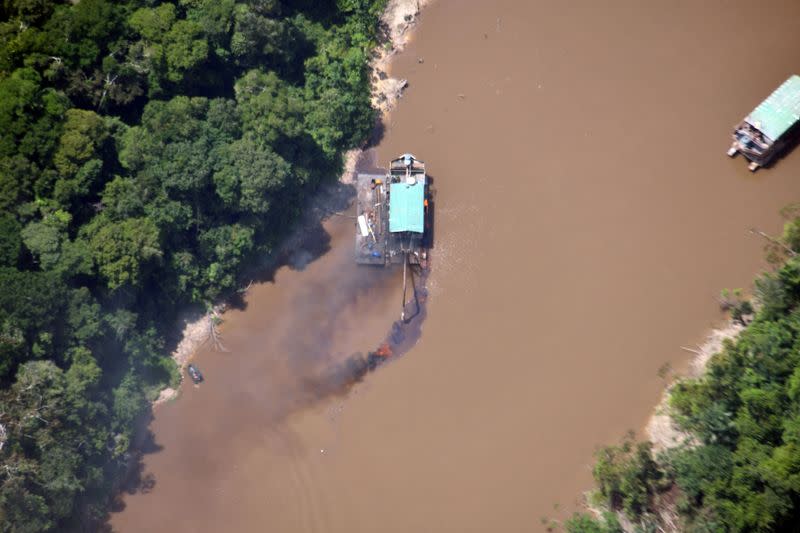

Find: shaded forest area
0;0;386;530
567;211;800;532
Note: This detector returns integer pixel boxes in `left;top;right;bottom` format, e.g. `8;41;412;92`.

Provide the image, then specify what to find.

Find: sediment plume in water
249;166;436;433
245;266;426;430
323;266;429;391
112;208;431;530
295;150;430;402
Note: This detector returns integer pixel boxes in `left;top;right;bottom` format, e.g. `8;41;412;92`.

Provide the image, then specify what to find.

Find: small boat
187;364;204;384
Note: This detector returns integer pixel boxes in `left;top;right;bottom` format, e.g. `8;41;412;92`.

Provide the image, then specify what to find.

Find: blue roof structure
389;181;425;233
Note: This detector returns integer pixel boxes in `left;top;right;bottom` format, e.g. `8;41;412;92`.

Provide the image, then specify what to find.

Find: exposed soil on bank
646;322;744;452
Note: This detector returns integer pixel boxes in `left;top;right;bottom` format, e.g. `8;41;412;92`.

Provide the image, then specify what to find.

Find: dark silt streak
114;1;800;532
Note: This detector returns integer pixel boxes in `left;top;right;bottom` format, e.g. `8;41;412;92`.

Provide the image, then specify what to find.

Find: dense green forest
0;0;385;529
566;213;800;532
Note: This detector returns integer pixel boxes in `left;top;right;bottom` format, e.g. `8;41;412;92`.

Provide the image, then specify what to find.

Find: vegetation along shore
0;0;413;529
156;0;431;407
566;209;800;532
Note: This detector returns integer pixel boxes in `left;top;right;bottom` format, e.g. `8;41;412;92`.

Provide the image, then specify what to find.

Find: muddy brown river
111;1;800;531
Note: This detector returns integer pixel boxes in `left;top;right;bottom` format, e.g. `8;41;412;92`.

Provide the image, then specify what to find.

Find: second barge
728;75;800;171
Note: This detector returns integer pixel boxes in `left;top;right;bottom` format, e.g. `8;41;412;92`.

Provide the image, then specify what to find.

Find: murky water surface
112;1;800;531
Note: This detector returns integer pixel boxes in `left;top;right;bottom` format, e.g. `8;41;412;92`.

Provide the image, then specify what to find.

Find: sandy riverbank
580;321;745;533
341;0;434;182
645;321;744;452
153;0;434;407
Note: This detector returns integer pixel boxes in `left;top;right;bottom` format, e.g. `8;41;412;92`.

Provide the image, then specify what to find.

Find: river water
111;1;800;531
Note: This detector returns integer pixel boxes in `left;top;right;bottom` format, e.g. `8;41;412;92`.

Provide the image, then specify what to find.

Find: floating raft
728;75;800;171
355;154;429;266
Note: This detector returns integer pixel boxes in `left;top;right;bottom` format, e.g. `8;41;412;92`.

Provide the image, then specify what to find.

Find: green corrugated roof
746;75;800;141
389;181;424;233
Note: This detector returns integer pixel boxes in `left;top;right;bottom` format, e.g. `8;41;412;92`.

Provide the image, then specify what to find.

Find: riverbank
645;321;744;452
154;0;434;408
572;242;800;532
574;320;746;532
343;0;434;183
573;319;748;533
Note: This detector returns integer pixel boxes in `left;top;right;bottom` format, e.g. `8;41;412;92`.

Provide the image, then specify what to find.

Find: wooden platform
355;173;398;265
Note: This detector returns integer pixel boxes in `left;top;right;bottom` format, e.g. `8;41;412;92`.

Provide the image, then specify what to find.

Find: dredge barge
728;75;800;171
355;154;430;267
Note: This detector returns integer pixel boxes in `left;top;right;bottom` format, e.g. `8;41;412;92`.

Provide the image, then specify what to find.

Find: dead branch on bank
208;310;228;352
749;227;797;257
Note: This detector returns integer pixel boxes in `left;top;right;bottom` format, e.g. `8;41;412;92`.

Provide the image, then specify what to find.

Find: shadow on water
105;412;163;522
224;178;358;314
760;138;800;171
367;116;386;148
423;175;436;250
159;177;358;354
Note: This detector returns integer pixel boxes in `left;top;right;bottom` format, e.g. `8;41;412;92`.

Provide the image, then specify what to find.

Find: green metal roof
746;75;800;141
389;181;424;233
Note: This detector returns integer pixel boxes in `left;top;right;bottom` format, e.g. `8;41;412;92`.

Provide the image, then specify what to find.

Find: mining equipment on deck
355;154;431;320
728;75;800;171
355;153;430;267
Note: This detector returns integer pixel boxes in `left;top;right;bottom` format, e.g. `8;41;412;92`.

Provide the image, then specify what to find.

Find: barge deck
355;154;430;267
